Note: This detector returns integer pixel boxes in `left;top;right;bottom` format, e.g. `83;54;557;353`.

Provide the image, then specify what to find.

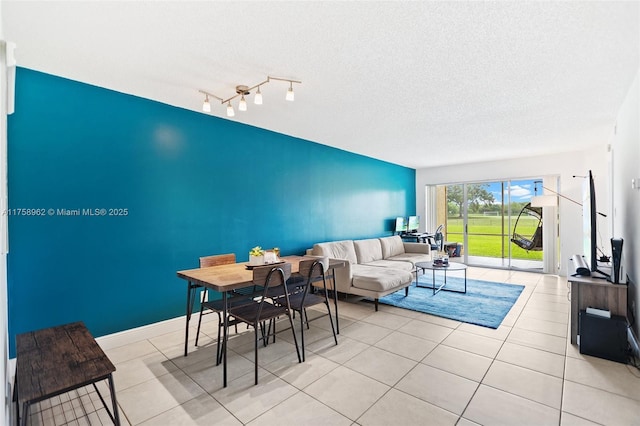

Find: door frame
425;177;558;273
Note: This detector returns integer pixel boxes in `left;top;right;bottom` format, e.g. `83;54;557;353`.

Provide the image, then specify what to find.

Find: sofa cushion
353;239;384;264
351;264;413;292
313;240;358;265
365;259;414;271
387;253;432;267
379;235;405;258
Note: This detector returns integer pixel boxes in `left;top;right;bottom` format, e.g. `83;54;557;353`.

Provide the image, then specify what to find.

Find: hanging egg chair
511;202;543;251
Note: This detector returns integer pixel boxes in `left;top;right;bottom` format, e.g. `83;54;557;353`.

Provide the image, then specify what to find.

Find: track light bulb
286;82;294;101
202;95;211;113
226;102;235;117
254;86;263;105
239;94;247;111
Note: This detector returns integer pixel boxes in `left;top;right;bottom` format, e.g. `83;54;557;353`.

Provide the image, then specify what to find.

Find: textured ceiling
3;1;639;169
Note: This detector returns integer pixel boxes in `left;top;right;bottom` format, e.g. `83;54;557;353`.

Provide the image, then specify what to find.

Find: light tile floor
23;267;640;425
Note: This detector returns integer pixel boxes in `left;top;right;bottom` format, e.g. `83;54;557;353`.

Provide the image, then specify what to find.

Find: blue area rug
379;275;525;329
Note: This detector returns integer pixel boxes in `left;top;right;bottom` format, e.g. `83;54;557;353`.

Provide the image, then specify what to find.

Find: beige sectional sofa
311;235;431;310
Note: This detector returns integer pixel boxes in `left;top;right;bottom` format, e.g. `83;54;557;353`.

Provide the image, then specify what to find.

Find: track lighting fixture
254;86;263;105
199;75;301;117
236;85;249;112
202;94;211;113
286;81;294;101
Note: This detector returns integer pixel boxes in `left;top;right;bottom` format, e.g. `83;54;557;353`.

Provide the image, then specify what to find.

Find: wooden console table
14;322;120;426
568;275;627;345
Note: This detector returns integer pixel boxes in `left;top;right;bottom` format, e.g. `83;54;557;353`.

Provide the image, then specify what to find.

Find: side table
415;261;468;295
14;321;120;426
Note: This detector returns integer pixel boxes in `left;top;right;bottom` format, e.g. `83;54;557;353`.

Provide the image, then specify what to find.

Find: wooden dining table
176;255;345;387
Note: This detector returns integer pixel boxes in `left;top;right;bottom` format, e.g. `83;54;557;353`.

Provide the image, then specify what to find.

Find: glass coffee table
415;261;467;295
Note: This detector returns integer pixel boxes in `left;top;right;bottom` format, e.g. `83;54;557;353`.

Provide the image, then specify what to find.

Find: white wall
0;3;10;424
611;69;640;337
416;147;610;276
0;9;11;425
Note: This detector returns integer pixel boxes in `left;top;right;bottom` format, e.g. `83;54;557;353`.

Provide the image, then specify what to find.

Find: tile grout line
456;271;554;423
147;337;244;426
353;323;460;425
558;290;571;426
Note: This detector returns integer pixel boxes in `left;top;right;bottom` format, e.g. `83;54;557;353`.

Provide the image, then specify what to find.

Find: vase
263;251;277;263
249;254;264;266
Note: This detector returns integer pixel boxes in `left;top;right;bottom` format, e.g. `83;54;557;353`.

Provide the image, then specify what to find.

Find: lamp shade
530;195;557;207
202;98;211;113
286;87;294;101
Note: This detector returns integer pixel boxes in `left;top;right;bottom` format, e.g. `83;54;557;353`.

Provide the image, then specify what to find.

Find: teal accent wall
7;68;415;355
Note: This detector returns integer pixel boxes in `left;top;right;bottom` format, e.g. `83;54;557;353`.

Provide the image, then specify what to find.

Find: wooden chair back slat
299;257;328;279
200;253;236;268
252;263;291;287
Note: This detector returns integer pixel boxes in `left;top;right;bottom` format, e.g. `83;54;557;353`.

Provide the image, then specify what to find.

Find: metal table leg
184;282;198;357
93;375;121;425
107;374;121;425
223;290;228;387
432;269;436;295
20;402;28;426
329;272;340;334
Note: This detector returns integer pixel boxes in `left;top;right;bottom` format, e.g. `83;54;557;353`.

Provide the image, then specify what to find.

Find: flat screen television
407;215;420;232
582;170;606;276
394;217;408;233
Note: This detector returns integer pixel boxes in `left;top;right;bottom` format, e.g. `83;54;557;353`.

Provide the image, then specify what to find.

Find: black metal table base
416;265;467;295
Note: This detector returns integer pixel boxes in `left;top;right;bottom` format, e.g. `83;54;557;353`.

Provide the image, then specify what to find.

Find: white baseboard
95;315;191;351
8;314;191;368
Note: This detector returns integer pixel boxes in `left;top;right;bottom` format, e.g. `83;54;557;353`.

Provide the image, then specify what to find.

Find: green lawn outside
446;215;543;260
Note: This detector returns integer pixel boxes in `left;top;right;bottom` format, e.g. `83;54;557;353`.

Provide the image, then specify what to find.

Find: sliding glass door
444;184;464;257
440;179;544;271
508;179;544;269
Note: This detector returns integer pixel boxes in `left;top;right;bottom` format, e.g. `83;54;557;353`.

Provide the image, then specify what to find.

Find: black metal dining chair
227;263;302;385
195;253;252;365
287;258;338;361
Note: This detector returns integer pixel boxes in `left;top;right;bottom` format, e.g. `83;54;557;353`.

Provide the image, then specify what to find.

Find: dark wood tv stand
568;274;627;345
